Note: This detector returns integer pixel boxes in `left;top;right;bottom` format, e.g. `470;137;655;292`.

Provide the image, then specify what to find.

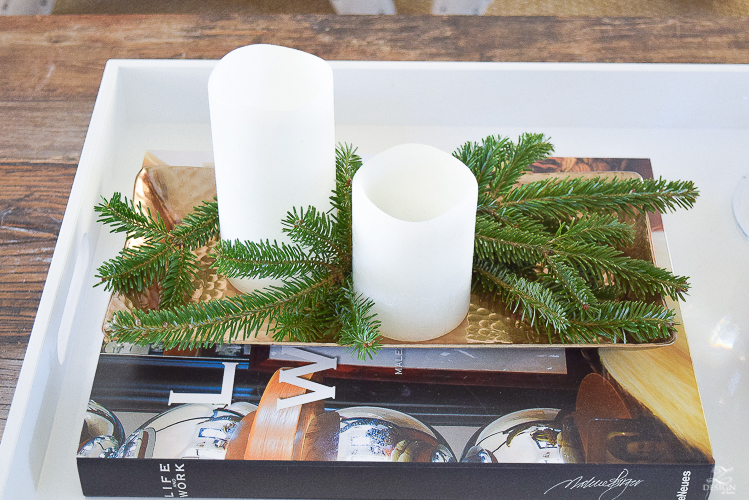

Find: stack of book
76;156;714;500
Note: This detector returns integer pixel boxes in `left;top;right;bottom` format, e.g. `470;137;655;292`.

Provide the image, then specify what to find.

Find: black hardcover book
77;343;714;499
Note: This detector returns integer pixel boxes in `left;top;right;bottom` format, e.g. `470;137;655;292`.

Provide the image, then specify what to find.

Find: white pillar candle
208;44;335;293
352;144;478;342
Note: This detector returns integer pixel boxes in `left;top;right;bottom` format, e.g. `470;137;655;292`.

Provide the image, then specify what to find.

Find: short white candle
208;44;335;293
352;144;478;342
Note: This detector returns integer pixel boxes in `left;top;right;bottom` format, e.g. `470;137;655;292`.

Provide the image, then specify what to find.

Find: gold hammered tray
101;153;676;349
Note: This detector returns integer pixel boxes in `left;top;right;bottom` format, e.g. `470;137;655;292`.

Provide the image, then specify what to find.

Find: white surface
330;0;396;14
209;45;336;293
733;174;749;240
0;0;52;15
352;144;478;341
431;0;493;15
0;60;746;499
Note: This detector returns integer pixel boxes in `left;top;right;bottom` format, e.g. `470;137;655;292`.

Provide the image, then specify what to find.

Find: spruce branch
336;280;383;360
551;214;635;248
468;134;697;344
281;206;343;259
454;135;512;197
108;272;336;349
474;216;548;265
103;144;380;356
95;194;221;307
473;261;570;336
159;248;200;310
95;242;171;294
502;175;698;220
554;241;689;301
564;301;676;344
170;198;220;250
543;255;598;311
98;135;697;350
213;239;334;280
329;144;361;260
94;192;169;241
500;133;556;192
454;134;554;213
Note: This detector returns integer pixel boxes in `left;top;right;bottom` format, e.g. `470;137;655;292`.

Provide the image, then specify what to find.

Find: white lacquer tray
1;59;748;499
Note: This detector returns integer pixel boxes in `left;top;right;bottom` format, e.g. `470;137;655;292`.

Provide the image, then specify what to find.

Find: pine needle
100;144;382;356
213;239;334;280
94;194;221;305
97;135;697;350
565;300;676;344
503;175;698;220
94;192;169;241
468;134;696;344
336;280;382;360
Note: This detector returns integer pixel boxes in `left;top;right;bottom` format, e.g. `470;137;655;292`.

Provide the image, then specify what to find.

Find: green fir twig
99;144;382;359
97;135;699;355
460;134;697;343
94;193;219;308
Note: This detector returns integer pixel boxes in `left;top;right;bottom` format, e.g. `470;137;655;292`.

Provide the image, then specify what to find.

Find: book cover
77;156;714;499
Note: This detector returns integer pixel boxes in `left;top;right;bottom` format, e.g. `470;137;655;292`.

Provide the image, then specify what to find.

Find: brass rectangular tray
102;154;675;349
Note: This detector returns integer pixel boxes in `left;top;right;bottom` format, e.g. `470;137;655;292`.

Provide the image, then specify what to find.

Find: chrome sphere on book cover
461;408;578;464
78;400;127;458
116;402;257;460
301;406;456;462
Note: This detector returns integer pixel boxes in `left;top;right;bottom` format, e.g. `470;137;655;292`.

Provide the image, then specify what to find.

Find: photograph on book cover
76;152;714;499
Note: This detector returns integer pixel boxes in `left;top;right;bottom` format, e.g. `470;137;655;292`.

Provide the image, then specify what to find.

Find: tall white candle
352;144;478;342
208;44;335;293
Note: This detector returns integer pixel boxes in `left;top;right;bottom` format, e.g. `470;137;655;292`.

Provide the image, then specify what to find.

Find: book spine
78;459;714;499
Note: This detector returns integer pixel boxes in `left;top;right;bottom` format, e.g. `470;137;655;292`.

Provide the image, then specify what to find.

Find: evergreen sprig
503;175;698;220
98;135;699;355
460;134;697;343
101;145;382;359
94;193;219;309
94;192;170;241
109;272;336;347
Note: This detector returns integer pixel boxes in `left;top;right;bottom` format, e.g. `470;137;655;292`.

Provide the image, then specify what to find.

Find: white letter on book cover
167;362;238;406
277;347;337;409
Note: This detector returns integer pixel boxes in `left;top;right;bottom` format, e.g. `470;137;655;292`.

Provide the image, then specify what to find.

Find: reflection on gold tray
102;155;675;349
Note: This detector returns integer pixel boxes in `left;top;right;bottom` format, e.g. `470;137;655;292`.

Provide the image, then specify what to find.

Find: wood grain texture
1;12;748;442
0;160;76;437
0;161;76;332
0;101;94;163
0;343;27;438
3;15;749;96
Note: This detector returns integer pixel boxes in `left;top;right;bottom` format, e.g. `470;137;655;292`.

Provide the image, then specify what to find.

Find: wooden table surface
2;13;749;440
